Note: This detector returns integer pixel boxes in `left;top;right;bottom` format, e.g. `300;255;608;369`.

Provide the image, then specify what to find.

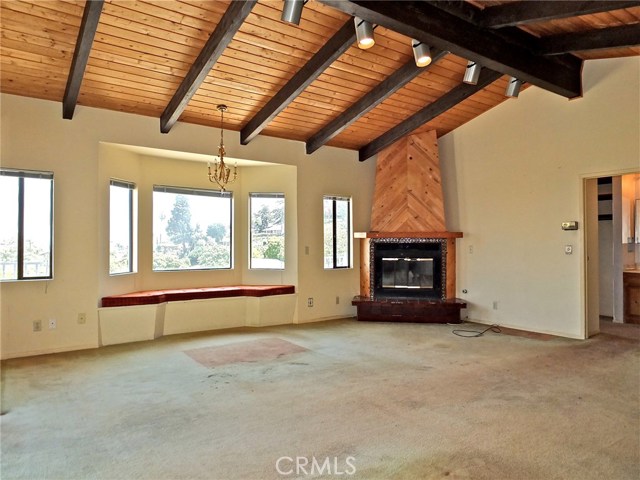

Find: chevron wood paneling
371;130;446;232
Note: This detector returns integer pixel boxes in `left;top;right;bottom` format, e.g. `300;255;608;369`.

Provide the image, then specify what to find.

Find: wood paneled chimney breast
371;130;446;233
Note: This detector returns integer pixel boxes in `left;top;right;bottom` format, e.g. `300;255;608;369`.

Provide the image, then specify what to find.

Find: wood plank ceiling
1;0;639;161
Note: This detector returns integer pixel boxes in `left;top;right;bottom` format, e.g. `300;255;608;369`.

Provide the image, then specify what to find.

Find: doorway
584;172;640;337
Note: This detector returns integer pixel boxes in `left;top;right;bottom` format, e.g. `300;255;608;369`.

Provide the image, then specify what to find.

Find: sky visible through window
0;175;52;280
153;189;232;270
250;194;285;269
109;184;132;274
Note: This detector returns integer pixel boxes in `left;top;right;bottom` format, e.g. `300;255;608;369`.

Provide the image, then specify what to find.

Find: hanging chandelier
207;104;237;191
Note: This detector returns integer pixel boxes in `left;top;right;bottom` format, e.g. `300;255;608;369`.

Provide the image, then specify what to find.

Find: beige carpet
1;319;638;480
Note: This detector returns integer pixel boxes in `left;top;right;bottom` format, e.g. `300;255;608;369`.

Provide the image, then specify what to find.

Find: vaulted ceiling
1;0;639;161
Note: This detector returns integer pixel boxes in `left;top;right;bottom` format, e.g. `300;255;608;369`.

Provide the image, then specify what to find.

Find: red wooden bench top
101;285;295;308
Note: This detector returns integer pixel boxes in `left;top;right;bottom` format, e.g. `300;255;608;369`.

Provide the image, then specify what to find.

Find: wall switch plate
77;313;86;324
33;320;42;332
561;221;579;230
565;245;573;255
307;297;313;307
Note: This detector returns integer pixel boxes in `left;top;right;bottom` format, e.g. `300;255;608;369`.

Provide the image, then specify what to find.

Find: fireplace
372;238;445;301
352;130;466;323
353;232;466;324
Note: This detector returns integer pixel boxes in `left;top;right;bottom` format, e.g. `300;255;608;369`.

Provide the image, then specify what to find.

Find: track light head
355;16;375;49
505;76;523;97
463;60;481;85
411;40;431;67
281;0;304;25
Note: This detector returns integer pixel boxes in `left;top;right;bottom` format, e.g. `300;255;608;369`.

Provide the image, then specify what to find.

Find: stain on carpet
184;337;307;367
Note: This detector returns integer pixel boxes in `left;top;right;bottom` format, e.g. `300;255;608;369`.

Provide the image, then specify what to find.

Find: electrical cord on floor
451;324;501;338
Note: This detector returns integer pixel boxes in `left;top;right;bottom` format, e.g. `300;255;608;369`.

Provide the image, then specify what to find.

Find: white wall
2;56;638;357
439;57;640;338
0;95;376;359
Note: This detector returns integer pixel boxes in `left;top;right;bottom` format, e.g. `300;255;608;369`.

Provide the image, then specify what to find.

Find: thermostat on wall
561;221;579;230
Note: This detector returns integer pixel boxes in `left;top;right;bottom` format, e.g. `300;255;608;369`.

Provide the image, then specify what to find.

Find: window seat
101;285;296;308
98;285;298;346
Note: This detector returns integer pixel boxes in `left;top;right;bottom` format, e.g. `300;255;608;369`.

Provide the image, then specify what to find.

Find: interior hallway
1;319;639;480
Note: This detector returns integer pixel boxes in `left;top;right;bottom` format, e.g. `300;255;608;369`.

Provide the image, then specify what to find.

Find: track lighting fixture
281;0;305;25
505;76;523;98
355;16;375;49
411;40;432;67
463;60;481;85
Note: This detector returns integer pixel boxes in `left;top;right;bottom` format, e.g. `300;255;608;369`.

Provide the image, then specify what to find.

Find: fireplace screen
381;257;434;289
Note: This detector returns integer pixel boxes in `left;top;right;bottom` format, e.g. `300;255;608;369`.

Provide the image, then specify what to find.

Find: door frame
582;168;639;338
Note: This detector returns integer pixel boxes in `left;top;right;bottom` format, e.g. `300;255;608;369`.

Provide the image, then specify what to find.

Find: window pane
323;196;352;269
153;188;231;271
0;170;53;281
0;176;19;280
323;198;334;268
250;194;285;269
335;199;350;268
23;177;52;278
110;183;134;274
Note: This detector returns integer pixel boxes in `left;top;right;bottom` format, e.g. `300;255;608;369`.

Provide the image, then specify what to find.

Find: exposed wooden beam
478;1;640;29
358;68;503;162
319;0;582;99
63;0;104;120
305;49;448;155
240;19;356;145
160;0;256;134
539;24;640;55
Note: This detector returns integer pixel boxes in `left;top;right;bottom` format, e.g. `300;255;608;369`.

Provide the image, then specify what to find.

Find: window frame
152;185;233;272
323;195;352;270
249;192;285;270
0;168;54;281
109;179;136;275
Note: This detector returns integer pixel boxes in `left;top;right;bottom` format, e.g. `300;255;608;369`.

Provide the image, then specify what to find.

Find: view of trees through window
0;170;53;281
109;180;135;275
250;193;285;269
324;196;351;269
153;186;232;271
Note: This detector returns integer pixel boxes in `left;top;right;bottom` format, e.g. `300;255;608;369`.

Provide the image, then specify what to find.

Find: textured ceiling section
1;0;638;157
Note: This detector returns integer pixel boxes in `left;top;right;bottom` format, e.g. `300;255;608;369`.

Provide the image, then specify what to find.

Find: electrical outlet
77;313;86;324
307;297;314;307
336;296;340;305
469;245;474;254
48;318;57;329
565;245;573;255
33;320;42;332
492;301;499;310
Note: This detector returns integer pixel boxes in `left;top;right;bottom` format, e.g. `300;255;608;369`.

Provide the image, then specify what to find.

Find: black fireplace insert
371;239;446;300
